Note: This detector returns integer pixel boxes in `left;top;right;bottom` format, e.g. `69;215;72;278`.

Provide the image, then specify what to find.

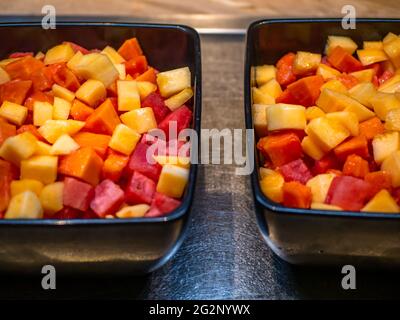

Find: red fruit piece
49;207;81;219
278;159;313;184
364;171;392;196
286;75;325;107
63;177;94;212
312;153;340;175
145;192;181;218
327;46;363;73
127;142;162;182
0;80;32;105
125;171;156;205
276;52;297;86
158;105;192;140
4;56;44;80
90;179;125;218
142;92;170;123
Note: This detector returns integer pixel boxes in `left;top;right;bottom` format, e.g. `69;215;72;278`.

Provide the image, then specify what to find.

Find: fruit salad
0;38;194;219
253;33;400;213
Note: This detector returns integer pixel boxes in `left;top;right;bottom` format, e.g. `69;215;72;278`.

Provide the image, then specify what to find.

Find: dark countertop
1;34;400;300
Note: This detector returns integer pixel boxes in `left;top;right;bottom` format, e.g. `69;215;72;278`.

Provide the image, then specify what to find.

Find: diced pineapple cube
325;111;359;136
20;155;58;185
52;97;71;120
345;102;378;122
114;63;126;80
370;92;400;120
325;35;358;55
66;51;83;70
363;41;383;50
357;49;388;66
306;117;350;152
44;43;74;65
382;150;400;187
0;132;37;166
306;173;336;203
385;108;400;131
259;78;282;98
383;32;398;44
305;106;325;121
0;66;10;84
165;88;193;111
293;51;321;75
4;191;43;219
383;36;400;68
76;79;106;107
39;182;64;215
101;46;126;64
120;107;157;134
254;65;276;86
252;104;269;137
33;101;53;126
378;75;400;93
116;204;150;218
117;80;141;111
137;81;157;101
156;164;189;198
34;141;52;156
153;155;191;169
266;104;306;131
38;120;85;144
10;179;44;197
350;69;374;83
311;203;342;210
320;80;348;95
52;84;75;102
50;134;80;155
259;169;284;203
252;87;275;105
0;101;28;125
361;189;399;213
348;82;376;109
301;136;325;160
156;67;191;98
109;124;141;155
316;63;341;80
372;132;400;164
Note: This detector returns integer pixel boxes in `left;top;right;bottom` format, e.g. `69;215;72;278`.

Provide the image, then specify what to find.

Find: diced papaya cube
120;107;157;134
275;53;297;86
73;132;111;159
30;65;55;91
63;177;94;212
365;171;392;196
20;155;58;184
75;79;106;107
144;192;181;217
116;204;150;218
278;159;313;185
336;73;359;89
59;147;103;186
343;154;369;178
33;101;53;126
0;101;28;126
84;98;121;135
102;153;129;182
4;191;43;219
109;124;141;156
266;104;306;131
334;135;369;161
0;80;32;105
327;46;363;73
125;171;156;205
90;179;125;217
286;75;325;107
53;97;71;120
282;181;312;209
259;169;284;203
39;182;64;215
362;189;399;213
156;164;189;199
125;55;148;77
156;67;191;98
136;67;157;84
0;132;37;166
4;56;44;80
127;142;162;182
70;99;94;121
117;38;143;61
0;120;16;145
52;64;80;92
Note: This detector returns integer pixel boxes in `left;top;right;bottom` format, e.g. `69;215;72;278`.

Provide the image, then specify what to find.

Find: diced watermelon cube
49;207;81;219
278;159;313;184
158;105;192;140
90;179;125;217
63;177;94;211
312;153;340;175
127;142;162;181
142;92;170;123
145;192;181;217
125;171;156;205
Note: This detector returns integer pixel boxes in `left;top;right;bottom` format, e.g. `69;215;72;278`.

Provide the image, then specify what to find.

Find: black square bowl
245;18;400;267
0;22;201;275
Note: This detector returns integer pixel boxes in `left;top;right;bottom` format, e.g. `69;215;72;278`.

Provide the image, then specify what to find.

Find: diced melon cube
325;111;359;136
52;97;71;120
38;119;85;144
357;49;388;66
52;84;75;102
266;104;306;131
10;179;44;197
301;136;325;160
311;203;342;210
252;87;275;105
293;51;321;75
316;63;341;80
362;189;399;213
109;124;141;156
305;106;325;121
4;191;43;219
306;173;336;203
0;101;28;125
66;51;83;70
164;88;193;111
372;132;400;164
76;79;106;107
254;65;276;86
50;134;80;155
0;132;37;166
363;41;383;50
252;104;269;137
33;101;53;126
259;168;284;203
153;155;190;169
20;155;58;185
382;150;400;187
325;35;358;55
34;141;52;156
350;69;375;83
370;92;400;120
259;78;282;98
114;63;126;80
115;204;150;218
156;164;189;198
0;66;10;84
44;43;74;65
320;79;348;94
101;46;126;64
348;82;376;109
156;67;191;98
120;107;157;134
39;182;64;215
117;80;141;111
383;36;400;68
137;81;157;100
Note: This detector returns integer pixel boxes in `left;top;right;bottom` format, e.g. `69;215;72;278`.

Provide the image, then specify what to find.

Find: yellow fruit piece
383;36;400;68
5;191;43;219
66;51;83;70
259;169;284;203
165;88;193;111
109;124;141;156
157;67;191;98
293;51;321;75
114;63;126;80
38;119;85;144
382;150;400;187
266;103;306;131
0;66;10;84
254;65;276;86
117;80;141;111
44;43;74;65
325;111;359;136
384;32;398;44
136;81;157;100
20;155;58;185
343;100;375;122
252;87;275;105
10;179;44;197
306;117;350;152
370;92;400;120
156;164;189;198
305;106;325;121
52;83;75;102
325;35;358;55
76;79;106;107
259;78;282;98
357;49;388;66
39;182;64;215
52;97;71;120
320;80;348;94
33;101;53;126
116;204;150;218
0;101;28;125
259;167;270;179
120;107;157;134
252;104;269;137
0;132;37;166
301;136;325;160
70;52;119;88
50;134;80;155
306;173;336;203
153;155;190;169
316;63;341;80
350;69;374;83
348;82;376;109
372;132;400;164
101;46;126;64
385;108;400;131
362;189;399;213
363;41;383;50
378;74;400;93
0;58;20;68
311;203;342;211
34;141;52;156
35;51;45;60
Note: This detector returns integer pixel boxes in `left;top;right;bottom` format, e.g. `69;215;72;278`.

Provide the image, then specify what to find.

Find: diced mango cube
382;150;400;187
348;82;376;109
120;107;157;134
52;83;75;102
252;87;275;105
34;141;52;156
39;182;64;215
301;136;325;160
20;155;58;185
50;134;80;155
76;79;106;107
0;132;37;165
10;179;44;197
101;46;126;64
325;35;358;55
52;97;71;120
0;101;28;125
33;101;53;126
357;49;388;66
259;169;284;203
109;124;141;156
266;104;306;131
4;191;43;219
156;67;191;98
293;51;321;75
117;80;141;111
372;131;400;164
362;189;399;213
306;173;336;203
115;204;150;218
165;88;193;111
259;78;282;98
156;164;189;198
38;120;85;144
325;111;359;136
44;43;74;65
254;65;276;86
370;92;400;120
